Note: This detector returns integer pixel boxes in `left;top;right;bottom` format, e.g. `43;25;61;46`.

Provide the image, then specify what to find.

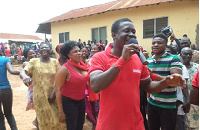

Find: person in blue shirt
0;51;20;130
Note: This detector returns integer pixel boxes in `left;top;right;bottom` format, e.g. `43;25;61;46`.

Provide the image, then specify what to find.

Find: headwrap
55;43;63;54
97;43;104;51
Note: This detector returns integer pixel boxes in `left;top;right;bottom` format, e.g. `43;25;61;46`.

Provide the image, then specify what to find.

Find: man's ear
111;32;116;40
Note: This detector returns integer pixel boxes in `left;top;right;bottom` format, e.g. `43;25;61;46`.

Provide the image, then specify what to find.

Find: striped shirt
147;52;182;109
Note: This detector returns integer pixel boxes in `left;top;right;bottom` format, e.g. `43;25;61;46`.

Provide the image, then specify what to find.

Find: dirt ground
5;64;92;130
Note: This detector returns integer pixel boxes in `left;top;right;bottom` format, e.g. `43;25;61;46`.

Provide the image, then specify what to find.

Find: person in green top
147;33;183;130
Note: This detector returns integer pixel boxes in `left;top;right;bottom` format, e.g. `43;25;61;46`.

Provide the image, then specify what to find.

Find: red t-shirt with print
89;44;149;130
192;71;199;89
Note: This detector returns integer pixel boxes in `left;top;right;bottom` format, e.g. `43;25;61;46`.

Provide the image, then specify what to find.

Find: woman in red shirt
4;47;10;57
55;41;89;130
17;48;22;61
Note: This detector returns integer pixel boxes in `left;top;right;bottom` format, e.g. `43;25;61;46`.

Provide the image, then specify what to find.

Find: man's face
165;48;172;54
181;49;192;63
152;37;167;55
180;39;190;49
113;21;136;49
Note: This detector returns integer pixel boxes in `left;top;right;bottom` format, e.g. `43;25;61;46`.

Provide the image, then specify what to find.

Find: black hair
39;42;51;50
55;45;59;53
143;50;147;52
22;48;31;59
86;44;91;47
82;46;90;52
76;42;83;50
81;47;90;59
166;45;177;54
181;37;191;43
111;18;133;33
93;43;105;51
153;33;168;44
60;40;79;59
183;34;187;37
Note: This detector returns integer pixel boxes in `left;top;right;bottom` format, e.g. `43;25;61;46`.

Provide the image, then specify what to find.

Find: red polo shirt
89;44;150;130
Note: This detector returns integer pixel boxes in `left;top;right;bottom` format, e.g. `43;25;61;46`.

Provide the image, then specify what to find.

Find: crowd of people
0;40;55;64
0;18;199;130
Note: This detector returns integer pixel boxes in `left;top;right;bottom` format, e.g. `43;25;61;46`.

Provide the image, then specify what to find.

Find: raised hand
165;74;186;88
122;44;139;61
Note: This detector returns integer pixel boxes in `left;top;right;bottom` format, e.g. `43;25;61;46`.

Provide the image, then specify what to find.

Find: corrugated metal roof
43;0;175;24
0;33;43;42
37;0;196;34
36;23;51;34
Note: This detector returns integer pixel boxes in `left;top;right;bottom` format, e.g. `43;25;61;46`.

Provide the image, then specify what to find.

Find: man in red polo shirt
89;18;186;130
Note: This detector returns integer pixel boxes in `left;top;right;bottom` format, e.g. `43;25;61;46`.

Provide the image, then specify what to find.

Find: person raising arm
89;18;185;130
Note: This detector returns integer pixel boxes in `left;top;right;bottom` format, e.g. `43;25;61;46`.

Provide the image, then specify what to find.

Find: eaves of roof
36;0;196;34
0;33;43;42
42;0;176;24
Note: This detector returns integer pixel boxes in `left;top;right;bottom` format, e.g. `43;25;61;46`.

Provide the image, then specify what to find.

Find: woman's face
81;48;89;59
68;46;82;63
91;45;99;56
39;44;50;58
27;50;36;60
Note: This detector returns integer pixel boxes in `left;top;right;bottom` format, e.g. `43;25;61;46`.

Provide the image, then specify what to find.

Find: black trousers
62;96;85;130
147;103;177;130
0;88;17;130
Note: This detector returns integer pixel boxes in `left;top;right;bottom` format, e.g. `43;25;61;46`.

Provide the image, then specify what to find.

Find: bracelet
115;57;126;69
151;73;158;81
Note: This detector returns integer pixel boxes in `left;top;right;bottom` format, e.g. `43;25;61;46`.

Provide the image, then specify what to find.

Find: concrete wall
51;1;199;57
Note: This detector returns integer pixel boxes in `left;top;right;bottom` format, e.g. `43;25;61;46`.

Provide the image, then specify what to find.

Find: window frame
59;32;70;44
91;26;107;43
143;16;168;39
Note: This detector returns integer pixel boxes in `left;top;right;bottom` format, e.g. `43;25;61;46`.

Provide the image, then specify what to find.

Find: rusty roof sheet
0;33;43;41
43;0;175;24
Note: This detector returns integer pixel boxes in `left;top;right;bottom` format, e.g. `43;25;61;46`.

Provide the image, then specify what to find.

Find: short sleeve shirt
192;71;199;89
0;57;11;89
177;65;189;102
89;44;149;130
147;52;183;109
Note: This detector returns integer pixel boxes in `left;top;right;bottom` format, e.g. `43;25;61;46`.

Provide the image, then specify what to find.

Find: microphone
129;38;148;65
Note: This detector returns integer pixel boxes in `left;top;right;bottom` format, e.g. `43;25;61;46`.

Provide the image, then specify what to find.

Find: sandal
32;118;39;129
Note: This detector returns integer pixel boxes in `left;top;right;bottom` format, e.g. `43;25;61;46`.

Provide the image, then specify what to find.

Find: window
143;17;168;38
92;26;107;43
59;32;69;43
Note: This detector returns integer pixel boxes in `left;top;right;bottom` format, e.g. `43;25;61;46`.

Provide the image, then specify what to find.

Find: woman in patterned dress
20;43;66;130
22;48;37;126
